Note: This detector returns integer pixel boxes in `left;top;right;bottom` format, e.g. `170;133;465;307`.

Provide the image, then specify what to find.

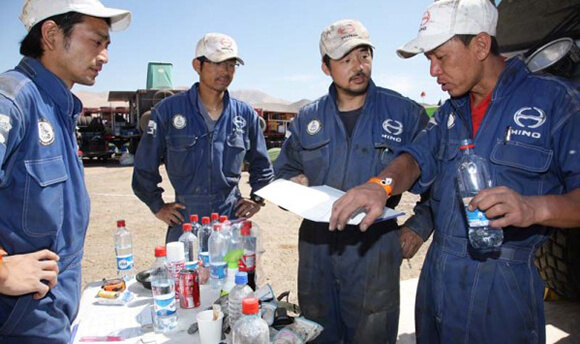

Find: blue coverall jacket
274;80;434;343
402;57;580;344
0;58;90;343
132;83;274;242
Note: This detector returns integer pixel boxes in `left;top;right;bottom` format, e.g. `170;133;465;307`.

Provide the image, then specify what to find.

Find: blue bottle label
116;254;134;271
199;252;210;267
465;207;490;227
210;262;227;280
153;292;177;316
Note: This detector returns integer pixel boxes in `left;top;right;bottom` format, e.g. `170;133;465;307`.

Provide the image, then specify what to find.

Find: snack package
95;290;134;305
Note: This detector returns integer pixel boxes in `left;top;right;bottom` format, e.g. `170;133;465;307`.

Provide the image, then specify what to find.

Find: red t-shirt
470;91;492;137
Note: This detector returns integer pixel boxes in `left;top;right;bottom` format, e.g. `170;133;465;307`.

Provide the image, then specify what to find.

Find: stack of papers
255;179;403;225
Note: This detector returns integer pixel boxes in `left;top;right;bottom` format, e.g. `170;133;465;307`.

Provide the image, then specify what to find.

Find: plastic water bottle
239;221;257;290
150;246;177;332
456;139;504;251
190;214;201;237
209;223;228;290
232;297;269;344
210;212;219;226
223;221;244;293
166;242;185;303
114;220;134;280
228;272;255;328
198;216;212;285
178;223;199;263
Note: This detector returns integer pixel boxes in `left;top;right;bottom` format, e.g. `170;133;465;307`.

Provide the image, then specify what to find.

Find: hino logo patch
38;119;55;145
514;107;546;129
172;114;186;130
382;119;403;136
233;115;246;133
511;107;546;139
382;119;403;142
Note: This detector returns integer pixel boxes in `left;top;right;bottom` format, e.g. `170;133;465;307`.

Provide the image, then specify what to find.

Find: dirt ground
81;160;430;305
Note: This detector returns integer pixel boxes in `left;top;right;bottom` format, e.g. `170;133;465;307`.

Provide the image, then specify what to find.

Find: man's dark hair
20;12;110;58
197;56;207;70
454;34;500;56
322;45;374;70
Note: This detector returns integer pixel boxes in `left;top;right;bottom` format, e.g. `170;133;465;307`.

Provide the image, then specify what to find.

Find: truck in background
496;0;580;300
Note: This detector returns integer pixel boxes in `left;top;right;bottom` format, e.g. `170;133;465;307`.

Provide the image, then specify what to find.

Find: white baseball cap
195;33;245;65
397;0;498;59
320;19;374;60
20;0;131;32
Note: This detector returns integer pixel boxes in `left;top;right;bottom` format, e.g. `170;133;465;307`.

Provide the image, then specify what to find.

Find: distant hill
73;90;128;108
73;89;310;113
230;89;290;106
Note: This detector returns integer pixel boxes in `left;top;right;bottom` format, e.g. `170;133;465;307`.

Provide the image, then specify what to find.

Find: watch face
381;178;393;186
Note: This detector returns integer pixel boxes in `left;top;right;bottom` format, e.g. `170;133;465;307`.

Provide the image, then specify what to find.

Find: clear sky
0;0;449;105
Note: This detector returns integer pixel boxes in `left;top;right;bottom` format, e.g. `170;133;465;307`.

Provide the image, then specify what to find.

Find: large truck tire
535;229;580;300
152;89;174;105
139;110;152;134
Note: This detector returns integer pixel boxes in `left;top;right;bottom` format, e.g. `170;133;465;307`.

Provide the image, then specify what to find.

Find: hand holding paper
255;179;403;226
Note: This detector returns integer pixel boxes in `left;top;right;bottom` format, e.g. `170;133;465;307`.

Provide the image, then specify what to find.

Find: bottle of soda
239;221;257;290
228;272;255;328
232;297;269;344
178;223;199;263
114;220;134;280
190;214;201;237
209;223;228;290
456;139;504;251
198;216;212;285
150;246;177;332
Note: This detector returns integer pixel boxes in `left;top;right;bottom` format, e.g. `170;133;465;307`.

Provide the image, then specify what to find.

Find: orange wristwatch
367;177;393;196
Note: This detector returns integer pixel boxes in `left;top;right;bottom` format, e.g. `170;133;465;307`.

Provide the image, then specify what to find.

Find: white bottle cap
166;242;185;262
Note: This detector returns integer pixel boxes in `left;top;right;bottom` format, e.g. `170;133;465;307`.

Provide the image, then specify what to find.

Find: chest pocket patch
165;135;199;177
490;140;553;195
224;133;248;177
23;156;68;236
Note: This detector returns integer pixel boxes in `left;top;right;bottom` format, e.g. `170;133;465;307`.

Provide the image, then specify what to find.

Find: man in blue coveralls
132;33;274;243
330;1;580;343
0;0;131;342
274;19;433;343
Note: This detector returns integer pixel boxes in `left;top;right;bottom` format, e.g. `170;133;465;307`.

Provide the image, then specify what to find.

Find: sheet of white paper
256;179;404;225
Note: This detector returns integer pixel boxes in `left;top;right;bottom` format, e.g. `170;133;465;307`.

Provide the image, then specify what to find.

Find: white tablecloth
71;279;221;343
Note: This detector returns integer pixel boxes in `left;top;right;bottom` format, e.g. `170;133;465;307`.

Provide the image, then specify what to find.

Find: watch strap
367;177;393;197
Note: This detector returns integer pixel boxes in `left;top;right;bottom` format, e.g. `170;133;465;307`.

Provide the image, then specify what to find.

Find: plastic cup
196;309;224;344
